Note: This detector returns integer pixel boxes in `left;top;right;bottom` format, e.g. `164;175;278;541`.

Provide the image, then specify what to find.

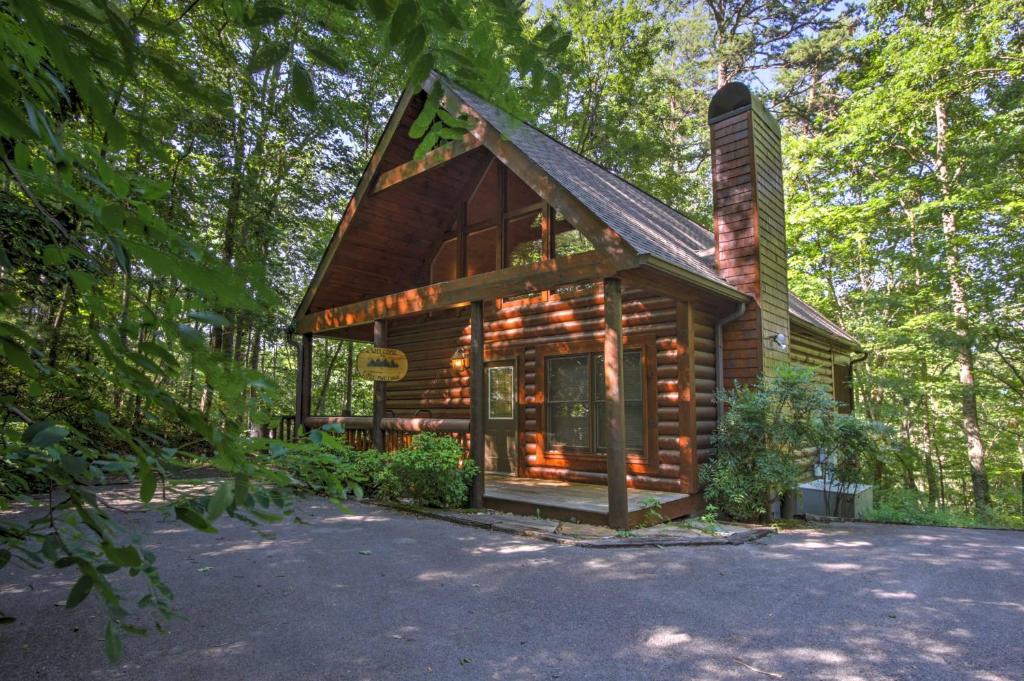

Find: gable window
553;210;593;257
506;210;543;267
430;237;458;283
466;226;497;276
545;349;644;454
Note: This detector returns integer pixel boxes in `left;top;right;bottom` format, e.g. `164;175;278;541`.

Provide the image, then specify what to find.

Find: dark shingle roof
788;293;857;344
441;76;857;347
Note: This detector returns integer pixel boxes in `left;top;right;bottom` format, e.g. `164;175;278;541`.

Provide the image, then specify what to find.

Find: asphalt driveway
2;496;1022;681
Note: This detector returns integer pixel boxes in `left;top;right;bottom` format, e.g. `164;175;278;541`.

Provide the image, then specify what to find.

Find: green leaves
387;0;418;46
105;621;122;662
248;41;291;74
206;482;234;522
66;575;94;609
409;86;442;139
243;1;286;27
174;505;217;533
27;423;70;448
187;310;230;327
290;61;317;111
102;543;143;568
139;466;157;504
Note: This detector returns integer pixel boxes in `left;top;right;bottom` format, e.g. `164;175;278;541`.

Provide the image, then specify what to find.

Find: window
430;238;457;283
545;355;591;448
466;226;497;276
834;362;853;414
593;352;644;450
467;162;499;225
506;210;543;267
553;210;593;257
506;169;541;214
488;366;515;419
545;349;644;454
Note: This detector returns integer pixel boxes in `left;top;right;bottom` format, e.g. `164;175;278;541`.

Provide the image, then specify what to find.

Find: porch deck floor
482;474;695;527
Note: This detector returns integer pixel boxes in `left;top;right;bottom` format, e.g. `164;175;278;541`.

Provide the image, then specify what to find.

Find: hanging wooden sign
356;347;408;381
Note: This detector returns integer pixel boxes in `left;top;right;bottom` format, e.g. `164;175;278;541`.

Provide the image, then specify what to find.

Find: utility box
798;479;873;519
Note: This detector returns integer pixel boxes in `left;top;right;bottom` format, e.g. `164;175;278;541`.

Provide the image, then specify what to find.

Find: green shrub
701;365;822;522
701;364;889;523
270;429;386;502
376;433;478;508
864;488;1024;529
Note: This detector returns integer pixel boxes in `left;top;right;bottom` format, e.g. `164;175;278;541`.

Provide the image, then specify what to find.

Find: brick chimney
709;83;790;386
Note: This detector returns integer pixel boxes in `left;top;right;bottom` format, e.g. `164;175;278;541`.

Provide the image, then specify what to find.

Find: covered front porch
483;474;695;528
294;275;650;531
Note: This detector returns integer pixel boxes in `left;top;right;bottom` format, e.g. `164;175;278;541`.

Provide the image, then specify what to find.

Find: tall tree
785;0;1024;511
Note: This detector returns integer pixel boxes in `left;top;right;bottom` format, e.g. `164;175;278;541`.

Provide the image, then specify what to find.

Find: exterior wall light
768;332;788;351
450;347;468;371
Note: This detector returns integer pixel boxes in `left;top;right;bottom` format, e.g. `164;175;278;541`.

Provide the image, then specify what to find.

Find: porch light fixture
450;347;468;372
768;332;788;351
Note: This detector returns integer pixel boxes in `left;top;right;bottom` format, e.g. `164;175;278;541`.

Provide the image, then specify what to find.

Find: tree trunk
921;403;940;508
935;98;990;510
343;341;354;416
47;282;71;367
1017;433;1024;518
314;341;344;415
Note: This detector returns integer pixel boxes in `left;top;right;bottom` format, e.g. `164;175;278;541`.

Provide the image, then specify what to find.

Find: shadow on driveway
2;497;1022;680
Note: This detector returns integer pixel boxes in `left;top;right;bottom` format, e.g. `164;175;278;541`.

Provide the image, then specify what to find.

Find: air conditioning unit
798;479;873;519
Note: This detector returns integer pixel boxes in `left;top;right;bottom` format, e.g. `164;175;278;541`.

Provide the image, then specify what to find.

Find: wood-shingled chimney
709;83;790;386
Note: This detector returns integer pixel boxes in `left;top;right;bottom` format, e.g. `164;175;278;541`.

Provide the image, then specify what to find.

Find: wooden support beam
372;133;482;194
603;278;629;529
677;302;699;493
343;340;354;416
497;164;507;268
372;320;387;451
296;250;627;333
469;301;485;508
542;203;554;260
297;333;312;432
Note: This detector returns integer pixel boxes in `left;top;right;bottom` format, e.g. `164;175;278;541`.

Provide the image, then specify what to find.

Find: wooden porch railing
272;415;297;442
299;415;470;454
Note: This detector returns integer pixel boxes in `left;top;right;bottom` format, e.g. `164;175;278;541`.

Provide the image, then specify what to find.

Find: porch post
296;333;312;433
469;300;486;508
372;320;387;451
603;277;629;529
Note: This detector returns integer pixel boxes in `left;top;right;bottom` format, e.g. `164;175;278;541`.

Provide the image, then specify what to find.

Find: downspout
715;301;748;423
849;350;869;414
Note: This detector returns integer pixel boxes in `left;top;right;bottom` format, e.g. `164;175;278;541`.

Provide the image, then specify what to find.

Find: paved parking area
2;497;1022;680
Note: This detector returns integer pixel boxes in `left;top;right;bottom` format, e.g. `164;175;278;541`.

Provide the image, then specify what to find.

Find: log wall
382;283;717;493
789;328;836;399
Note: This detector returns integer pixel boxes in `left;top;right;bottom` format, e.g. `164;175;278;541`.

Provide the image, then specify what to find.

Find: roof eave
789;316;861;351
636;254;750;303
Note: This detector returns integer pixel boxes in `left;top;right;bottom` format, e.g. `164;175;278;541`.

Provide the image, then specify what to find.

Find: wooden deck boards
482;474;699;528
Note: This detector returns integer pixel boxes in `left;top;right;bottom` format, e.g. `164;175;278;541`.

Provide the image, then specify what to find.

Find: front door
484;361;517;474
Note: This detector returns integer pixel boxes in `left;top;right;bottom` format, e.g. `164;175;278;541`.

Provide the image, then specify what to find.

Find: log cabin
291;75;859;528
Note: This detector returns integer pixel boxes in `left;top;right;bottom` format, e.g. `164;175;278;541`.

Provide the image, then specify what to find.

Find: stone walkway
388;502;774;546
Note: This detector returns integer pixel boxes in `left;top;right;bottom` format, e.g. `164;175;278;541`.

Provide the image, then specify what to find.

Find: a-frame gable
429;74;639;266
293;83;419;326
294;75;643;326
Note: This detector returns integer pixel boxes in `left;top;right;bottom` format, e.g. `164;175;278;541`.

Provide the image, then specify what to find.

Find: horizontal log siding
789;329;836;399
383;285;705;493
691;304;720;466
385;315;471;418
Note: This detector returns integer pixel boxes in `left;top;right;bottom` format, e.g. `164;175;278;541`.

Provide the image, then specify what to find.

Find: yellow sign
356;347;408;381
